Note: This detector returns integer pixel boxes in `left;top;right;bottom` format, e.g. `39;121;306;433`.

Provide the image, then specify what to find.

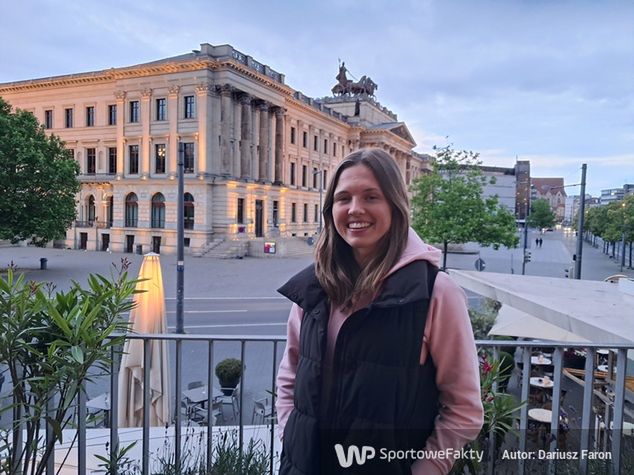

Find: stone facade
0;43;429;254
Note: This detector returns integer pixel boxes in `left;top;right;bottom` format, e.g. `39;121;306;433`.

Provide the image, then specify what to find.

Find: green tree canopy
0;97;79;246
527;199;556;230
411;146;519;269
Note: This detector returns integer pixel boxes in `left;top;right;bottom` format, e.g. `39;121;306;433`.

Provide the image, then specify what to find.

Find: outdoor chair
251;397;274;424
215;382;240;420
191;400;224;425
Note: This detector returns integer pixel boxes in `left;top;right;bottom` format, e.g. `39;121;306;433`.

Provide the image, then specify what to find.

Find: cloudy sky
1;0;632;196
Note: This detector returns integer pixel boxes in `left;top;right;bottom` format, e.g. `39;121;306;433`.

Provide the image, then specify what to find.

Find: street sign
475;258;486;272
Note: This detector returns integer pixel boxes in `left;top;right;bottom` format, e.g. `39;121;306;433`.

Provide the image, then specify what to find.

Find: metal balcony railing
2;336;633;474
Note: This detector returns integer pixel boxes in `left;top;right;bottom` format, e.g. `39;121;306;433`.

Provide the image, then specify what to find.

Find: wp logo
334;444;376;468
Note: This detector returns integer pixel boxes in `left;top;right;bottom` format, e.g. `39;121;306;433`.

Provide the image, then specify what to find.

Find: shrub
215;358;242;389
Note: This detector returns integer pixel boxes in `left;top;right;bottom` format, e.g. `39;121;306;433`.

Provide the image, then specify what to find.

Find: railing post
206;340;214;473
109;345;120;475
239;341;246;454
142;338;151;475
548;348;564;475
611;349;628;475
579;348;595;475
517;344;531;475
78;383;87;475
174;338;183;471
45;391;55;475
270;341;279;475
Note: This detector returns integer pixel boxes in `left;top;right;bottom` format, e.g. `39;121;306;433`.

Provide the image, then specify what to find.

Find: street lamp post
176;143;185;333
621;201;626;272
574;164;587;279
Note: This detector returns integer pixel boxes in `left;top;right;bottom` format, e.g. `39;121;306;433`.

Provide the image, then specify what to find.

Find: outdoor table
597;349;610;356
182;385;222;406
597;364;617;373
530;376;554;389
531;356;552;365
528;408;552;423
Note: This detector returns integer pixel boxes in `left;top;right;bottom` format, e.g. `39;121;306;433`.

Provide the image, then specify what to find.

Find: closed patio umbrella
118;252;171;427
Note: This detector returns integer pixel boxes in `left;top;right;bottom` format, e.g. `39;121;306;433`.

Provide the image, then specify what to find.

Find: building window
65;108;73;128
184;193;195;230
313;135;318;151
128;145;139;174
129;101;139;123
108;147;117;175
182;142;194;173
151;193;165;228
273;200;279;227
314;204;319;223
290;162;296;185
333;142;337;157
155;98;167;121
108;104;117;125
125;193;138;227
290;126;296;144
302;131;307;148
312;167;318;189
324;139;328;155
341;145;345;157
291;203;297;223
87;195;96;224
86;106;95;127
302;165;307;187
44;110;53;129
86;148;96;174
237;198;245;224
303;203;308;223
323;170;328;188
184;95;195;119
155;144;166;174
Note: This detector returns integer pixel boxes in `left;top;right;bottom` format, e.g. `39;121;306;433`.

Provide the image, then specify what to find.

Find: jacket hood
386;227;441;278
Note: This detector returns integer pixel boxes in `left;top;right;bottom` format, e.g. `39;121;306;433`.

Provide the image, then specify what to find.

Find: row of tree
583;195;634;259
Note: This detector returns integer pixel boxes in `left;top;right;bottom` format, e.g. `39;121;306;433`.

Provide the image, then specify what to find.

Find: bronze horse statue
331;75;377;97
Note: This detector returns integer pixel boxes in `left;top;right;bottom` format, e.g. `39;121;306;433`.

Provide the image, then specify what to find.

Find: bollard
40;258;48;270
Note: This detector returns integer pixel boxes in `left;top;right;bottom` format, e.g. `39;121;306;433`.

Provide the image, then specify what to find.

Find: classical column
196;82;213;176
258;103;270;181
114;91;126;178
240;94;252;179
274;107;285;184
232;94;242;177
220;85;233;175
210;86;221;174
251;104;260;179
140;88;152;177
168;85;180;176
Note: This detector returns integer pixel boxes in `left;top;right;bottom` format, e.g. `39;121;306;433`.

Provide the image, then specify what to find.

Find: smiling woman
275;148;484;475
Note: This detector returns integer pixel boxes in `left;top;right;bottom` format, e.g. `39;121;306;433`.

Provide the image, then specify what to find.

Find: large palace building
0;43;429;255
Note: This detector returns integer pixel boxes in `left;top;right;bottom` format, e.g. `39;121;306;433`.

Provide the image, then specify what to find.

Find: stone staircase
196;238;249;259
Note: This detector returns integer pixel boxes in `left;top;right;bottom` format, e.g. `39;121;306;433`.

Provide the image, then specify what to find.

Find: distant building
600;184;634;206
565;194;599;225
514;160;531;220
479;166;518;215
531;177;566;222
0;43;429;254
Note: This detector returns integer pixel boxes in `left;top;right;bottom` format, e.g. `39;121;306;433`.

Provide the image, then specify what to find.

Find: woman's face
332;164;392;265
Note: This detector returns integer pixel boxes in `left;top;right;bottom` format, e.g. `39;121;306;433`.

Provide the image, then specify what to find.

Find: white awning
449;270;634;344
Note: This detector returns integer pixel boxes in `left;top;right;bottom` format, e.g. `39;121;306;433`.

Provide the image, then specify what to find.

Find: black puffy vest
277;260;439;475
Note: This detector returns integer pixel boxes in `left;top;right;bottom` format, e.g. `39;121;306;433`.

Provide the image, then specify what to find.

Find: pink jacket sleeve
411;272;484;475
275;303;303;440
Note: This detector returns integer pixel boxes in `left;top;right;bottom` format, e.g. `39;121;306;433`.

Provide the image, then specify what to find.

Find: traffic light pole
574;164;587;280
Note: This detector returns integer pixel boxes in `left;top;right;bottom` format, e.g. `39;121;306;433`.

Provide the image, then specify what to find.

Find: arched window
125;193;138;228
184;193;195;230
151;193;165;229
87;195;95;225
107;196;114;227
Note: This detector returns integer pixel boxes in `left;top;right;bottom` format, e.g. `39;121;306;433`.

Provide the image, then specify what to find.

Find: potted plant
215;358;243;395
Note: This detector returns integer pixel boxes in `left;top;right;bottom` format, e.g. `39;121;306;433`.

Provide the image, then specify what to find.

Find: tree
526;199;555;230
411;146;519;269
0;97;79;246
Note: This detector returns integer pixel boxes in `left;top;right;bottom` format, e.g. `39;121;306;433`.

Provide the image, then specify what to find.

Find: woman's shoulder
431;270;467;302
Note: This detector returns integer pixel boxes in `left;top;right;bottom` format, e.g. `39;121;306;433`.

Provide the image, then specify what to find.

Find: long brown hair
314;148;410;310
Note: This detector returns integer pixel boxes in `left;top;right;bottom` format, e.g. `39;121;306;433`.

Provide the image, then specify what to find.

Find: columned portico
240;94;252;179
258;103;270;181
168;85;180;176
115;91;126;179
220;84;233;175
273;107;284;184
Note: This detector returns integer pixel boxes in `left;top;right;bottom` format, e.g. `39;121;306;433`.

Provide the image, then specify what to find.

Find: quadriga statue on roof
331;61;378;97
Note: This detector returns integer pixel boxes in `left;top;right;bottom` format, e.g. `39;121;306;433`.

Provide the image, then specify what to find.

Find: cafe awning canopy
449;270;634;345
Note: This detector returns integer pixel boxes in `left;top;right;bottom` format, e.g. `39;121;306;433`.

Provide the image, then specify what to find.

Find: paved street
1;229;632;426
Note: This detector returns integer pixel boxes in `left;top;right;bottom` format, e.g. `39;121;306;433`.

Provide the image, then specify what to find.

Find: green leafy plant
0;260;138;475
95;441;139;475
215;358;242;392
450;351;525;475
210;430;270;475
